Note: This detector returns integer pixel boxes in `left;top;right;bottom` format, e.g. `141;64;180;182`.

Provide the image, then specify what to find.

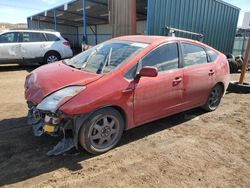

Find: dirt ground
0;64;249;188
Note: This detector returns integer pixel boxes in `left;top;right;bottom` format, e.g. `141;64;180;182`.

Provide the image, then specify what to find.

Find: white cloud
42;0;61;5
0;6;36;23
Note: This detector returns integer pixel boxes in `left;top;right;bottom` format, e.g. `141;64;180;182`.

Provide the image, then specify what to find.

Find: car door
20;32;47;60
181;42;215;108
134;42;184;125
0;32;22;62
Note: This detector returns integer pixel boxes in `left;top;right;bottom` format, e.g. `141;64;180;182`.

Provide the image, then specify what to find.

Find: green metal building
146;0;240;54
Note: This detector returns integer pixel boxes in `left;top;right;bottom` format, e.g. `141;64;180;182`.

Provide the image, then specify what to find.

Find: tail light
63;41;71;46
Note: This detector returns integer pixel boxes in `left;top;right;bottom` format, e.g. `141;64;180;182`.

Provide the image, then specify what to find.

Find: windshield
64;40;148;74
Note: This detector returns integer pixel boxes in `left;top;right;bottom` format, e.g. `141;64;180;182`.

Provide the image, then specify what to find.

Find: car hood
25;61;103;104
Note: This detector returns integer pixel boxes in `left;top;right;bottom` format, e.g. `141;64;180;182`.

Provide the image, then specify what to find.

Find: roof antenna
169;28;175;37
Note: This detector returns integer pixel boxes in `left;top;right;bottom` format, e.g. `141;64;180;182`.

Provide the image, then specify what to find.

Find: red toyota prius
25;35;229;155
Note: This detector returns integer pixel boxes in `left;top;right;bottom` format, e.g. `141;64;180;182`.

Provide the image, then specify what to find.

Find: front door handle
122;88;134;94
173;77;182;82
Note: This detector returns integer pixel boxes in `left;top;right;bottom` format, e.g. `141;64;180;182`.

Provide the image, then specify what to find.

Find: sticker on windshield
130;43;148;48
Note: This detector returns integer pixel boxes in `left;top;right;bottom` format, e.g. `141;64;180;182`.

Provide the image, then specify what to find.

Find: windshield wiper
69;64;79;69
81;48;98;69
97;48;112;74
62;60;81;69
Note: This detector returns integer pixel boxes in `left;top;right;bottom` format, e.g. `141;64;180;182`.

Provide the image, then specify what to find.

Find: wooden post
131;0;137;35
110;0;136;37
239;36;250;84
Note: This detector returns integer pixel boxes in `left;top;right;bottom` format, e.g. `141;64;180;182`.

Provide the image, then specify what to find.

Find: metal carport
28;0;147;52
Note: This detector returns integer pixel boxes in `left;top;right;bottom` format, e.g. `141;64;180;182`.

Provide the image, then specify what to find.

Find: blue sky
0;0;69;23
0;0;250;27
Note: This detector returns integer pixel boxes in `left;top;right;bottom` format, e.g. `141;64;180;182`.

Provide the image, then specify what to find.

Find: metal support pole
38;16;40;29
146;0;150;35
27;18;30;29
95;25;98;44
54;10;57;31
76;26;79;48
83;0;87;44
239;35;250;84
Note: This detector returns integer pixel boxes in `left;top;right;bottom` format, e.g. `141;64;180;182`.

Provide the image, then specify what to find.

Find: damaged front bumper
27;103;81;156
27;105;61;137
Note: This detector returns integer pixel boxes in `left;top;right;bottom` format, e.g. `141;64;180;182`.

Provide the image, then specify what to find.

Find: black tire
226;54;235;60
227;81;250;94
43;51;61;64
79;107;124;154
202;84;223;112
228;59;238;73
235;55;244;62
236;59;243;70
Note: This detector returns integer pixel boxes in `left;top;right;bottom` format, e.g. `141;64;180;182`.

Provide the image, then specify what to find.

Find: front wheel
79;108;124;154
203;84;223;112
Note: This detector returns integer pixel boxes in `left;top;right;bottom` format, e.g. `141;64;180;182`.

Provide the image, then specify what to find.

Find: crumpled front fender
71;112;92;149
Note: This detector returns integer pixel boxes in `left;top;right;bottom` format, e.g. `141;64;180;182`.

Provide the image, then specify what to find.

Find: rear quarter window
45;33;60;41
206;49;218;62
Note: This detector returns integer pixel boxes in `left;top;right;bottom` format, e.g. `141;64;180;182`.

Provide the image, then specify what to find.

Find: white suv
0;30;73;65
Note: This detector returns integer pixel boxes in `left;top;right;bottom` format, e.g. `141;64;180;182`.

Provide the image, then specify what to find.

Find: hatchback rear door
134;42;184;125
180;42;215;108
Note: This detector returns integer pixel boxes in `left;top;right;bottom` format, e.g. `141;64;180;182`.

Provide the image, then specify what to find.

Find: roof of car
1;29;60;35
114;35;202;45
113;35;218;52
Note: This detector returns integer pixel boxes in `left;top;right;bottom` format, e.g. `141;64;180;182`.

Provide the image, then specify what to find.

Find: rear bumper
60;48;73;59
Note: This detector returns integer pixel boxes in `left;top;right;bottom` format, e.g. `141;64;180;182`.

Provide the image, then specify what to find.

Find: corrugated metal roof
28;0;147;27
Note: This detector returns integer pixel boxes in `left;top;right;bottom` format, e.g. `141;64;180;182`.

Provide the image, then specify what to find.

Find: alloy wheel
89;115;120;150
208;86;222;109
47;55;58;63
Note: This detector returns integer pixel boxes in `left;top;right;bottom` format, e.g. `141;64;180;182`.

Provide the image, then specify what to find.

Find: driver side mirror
138;66;158;77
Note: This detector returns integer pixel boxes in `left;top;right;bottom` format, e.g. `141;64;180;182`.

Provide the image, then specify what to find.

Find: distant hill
0;23;27;32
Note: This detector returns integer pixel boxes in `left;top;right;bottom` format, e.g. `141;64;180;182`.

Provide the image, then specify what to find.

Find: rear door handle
173;77;182;86
209;70;215;75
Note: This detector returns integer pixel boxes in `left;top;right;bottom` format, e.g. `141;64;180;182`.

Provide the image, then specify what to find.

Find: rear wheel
43;51;60;64
226;54;235;60
79;108;124;154
203;84;223;112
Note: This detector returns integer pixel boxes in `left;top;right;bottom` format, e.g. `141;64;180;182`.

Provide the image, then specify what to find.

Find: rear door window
141;43;179;72
0;32;19;43
182;43;208;67
21;32;46;42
